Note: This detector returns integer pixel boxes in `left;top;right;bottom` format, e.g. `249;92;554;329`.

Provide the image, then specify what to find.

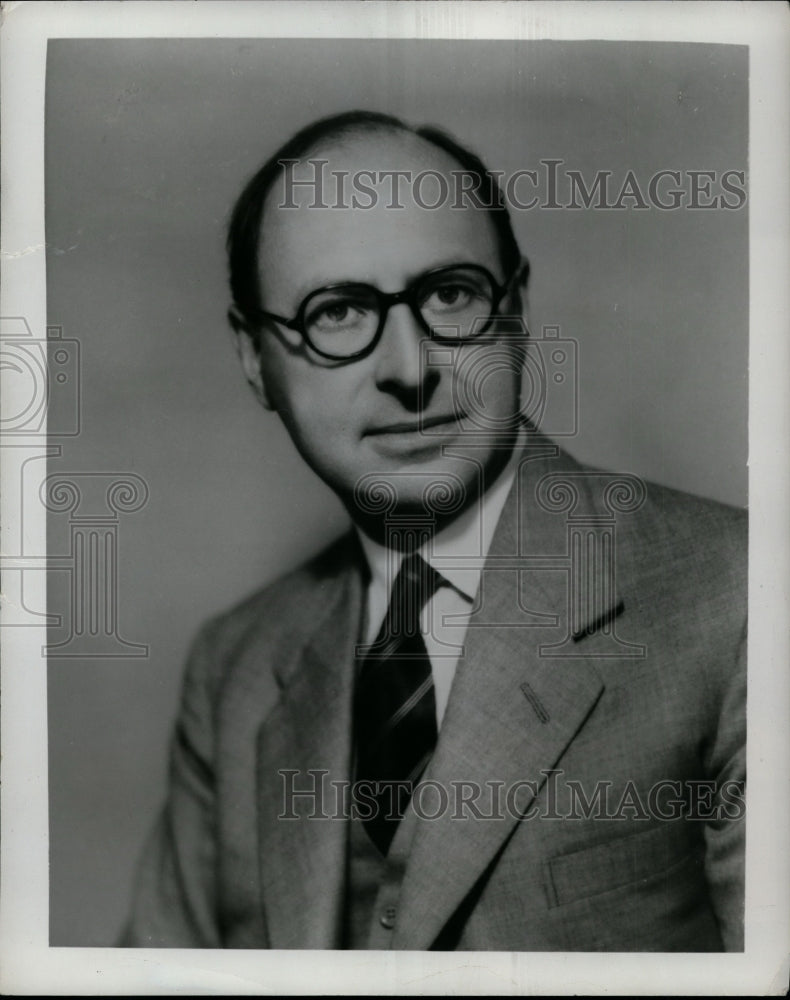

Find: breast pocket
542;822;722;951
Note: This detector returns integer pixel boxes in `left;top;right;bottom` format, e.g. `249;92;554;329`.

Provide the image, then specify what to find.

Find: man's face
241;130;525;527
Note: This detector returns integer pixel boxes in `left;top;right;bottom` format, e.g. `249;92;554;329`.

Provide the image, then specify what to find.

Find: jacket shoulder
610;474;747;698
629;477;747;594
186;529;359;691
554;447;747;667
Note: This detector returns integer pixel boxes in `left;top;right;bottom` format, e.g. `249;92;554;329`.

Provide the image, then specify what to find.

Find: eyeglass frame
233;261;526;361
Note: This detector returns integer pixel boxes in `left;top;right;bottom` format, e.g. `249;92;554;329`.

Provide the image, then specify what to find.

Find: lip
366;412;466;436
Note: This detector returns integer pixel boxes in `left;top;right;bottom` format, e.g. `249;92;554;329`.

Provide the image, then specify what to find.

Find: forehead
258;130;501;305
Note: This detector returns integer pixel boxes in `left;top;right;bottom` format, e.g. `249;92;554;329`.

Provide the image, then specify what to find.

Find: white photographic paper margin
1;1;788;995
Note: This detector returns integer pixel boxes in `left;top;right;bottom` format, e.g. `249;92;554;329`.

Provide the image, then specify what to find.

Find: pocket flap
545;822;698;908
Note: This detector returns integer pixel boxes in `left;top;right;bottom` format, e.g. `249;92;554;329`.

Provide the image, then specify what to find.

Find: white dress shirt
355;435;524;728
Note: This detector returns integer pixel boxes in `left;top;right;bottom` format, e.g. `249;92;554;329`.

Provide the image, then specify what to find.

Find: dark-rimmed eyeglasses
238;262;523;361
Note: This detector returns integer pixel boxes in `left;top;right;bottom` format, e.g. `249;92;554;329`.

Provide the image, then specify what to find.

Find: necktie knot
387;552;442;639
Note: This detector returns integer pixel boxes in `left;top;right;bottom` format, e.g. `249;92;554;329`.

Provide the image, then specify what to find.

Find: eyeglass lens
302;266;497;357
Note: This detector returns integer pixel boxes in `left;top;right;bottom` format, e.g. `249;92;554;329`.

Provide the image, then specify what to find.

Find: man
123;111;746;951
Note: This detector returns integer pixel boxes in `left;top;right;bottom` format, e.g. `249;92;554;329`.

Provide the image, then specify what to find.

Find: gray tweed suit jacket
123;437;746;951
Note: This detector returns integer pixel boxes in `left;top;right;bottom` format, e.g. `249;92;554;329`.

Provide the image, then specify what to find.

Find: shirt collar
355;428;525;603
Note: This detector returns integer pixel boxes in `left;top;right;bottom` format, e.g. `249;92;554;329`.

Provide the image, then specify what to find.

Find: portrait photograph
1;2;788;995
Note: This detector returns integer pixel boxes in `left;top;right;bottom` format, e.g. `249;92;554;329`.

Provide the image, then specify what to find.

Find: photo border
1;1;788;994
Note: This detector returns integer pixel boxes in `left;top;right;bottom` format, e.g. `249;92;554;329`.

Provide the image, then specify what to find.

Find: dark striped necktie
354;551;442;854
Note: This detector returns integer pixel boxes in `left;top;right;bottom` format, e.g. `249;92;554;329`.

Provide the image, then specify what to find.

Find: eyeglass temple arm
228;304;298;331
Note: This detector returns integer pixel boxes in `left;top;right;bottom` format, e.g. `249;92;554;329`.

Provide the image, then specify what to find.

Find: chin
345;464;476;538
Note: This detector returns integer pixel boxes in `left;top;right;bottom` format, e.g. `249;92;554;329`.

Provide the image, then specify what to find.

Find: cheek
451;345;524;425
261;354;362;444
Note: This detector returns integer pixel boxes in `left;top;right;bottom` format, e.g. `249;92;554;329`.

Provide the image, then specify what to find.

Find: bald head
227;110;523;336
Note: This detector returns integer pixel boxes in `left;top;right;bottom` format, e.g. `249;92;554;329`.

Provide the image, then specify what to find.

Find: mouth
365;412;467;436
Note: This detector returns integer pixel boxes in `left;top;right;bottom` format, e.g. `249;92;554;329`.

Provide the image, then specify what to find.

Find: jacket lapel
256;536;364;948
393;441;615;949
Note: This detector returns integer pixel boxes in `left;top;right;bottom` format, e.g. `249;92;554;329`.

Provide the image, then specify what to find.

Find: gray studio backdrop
45;38;747;945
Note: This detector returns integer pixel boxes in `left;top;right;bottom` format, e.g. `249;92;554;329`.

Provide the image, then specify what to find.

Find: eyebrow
286;257;501;307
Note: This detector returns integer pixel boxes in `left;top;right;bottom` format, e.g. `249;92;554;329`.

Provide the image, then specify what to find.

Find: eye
437;284;471;305
422;280;479;313
321;302;353;324
305;290;375;332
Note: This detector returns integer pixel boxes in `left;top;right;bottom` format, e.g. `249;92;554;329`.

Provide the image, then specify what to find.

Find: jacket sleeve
702;617;747;951
119;623;222;947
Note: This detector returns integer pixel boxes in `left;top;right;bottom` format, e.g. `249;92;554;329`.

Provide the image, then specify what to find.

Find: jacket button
379;905;397;929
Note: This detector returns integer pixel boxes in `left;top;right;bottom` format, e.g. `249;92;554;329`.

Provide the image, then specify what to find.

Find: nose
373;302;433;399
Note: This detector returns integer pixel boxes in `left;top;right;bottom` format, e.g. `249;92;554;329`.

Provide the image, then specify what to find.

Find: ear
519;255;531;292
509;256;531;327
227;308;275;411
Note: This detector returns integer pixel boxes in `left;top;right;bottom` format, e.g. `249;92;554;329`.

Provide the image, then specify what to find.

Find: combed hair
226;110;524;331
